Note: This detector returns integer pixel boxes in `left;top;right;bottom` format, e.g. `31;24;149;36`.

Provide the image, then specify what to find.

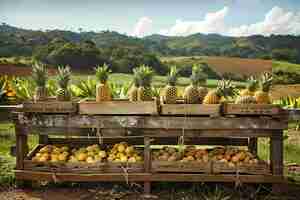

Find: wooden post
144;136;151;194
270;131;284;193
248;138;258;155
15;122;29;188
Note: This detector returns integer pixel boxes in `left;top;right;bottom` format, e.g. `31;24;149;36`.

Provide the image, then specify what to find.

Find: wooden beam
15;170;285;183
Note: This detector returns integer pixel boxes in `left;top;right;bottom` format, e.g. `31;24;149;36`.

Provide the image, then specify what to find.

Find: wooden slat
22;101;77;113
15;170;285;183
160;104;220;116
223;104;282;115
48;137;250;146
270;132;284;176
19;115;288;130
79;100;158;115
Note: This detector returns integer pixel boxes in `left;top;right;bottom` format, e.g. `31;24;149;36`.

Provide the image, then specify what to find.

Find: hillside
1;23;300;64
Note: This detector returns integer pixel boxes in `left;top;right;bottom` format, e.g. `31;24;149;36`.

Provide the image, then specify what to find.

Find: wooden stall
10;102;288;194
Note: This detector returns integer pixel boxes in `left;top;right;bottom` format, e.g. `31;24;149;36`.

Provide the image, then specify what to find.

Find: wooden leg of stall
248;138;257;155
270;132;284;193
15;123;31;188
144;136;151;194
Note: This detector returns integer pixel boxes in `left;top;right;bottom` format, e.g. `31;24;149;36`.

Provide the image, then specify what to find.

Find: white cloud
132;17;153;37
159;7;229;36
228;6;300;36
157;6;300;37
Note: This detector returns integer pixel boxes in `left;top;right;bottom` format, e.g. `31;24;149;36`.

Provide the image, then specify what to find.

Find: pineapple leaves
95;63;111;83
32;62;48;88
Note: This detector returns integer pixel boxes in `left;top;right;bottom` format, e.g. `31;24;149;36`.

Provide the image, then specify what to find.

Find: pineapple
95;63;112;102
56;65;71;101
254;72;272;104
198;86;208;103
240;76;258;96
183;64;206;104
163;66;179;104
32;62;48;101
128;68;140;101
235;76;257;104
137;65;154;101
203;79;237;104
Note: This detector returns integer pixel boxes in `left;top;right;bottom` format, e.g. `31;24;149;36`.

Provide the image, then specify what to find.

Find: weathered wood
79;100;158;115
160;104;220;116
152;161;211;173
223;104;282;116
39;135;49;144
248;138;258;155
270;132;284;176
15;170;285;183
22;101;77;113
144;136;151;194
15;123;28;170
48;137;250;146
212;161;270;175
18;115;288;130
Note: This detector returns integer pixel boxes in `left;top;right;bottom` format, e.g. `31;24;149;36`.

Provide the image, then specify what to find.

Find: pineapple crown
216;79;238;99
57;65;71;89
190;64;207;86
95;63;111;84
246;76;258;92
166;66;179;86
136;65;154;87
132;68;140;87
32;62;48;88
259;72;273;92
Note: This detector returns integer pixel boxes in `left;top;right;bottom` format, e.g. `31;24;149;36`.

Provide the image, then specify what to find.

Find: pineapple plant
56;65;71;101
137;65;154;101
235;76;258;104
128;68;140;101
95;63;112;102
254;72;273;104
32;62;48;101
163;66;179;104
183;64;206;104
203;79;237;104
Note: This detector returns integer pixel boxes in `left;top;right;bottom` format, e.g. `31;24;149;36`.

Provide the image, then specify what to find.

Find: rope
121;162;132;185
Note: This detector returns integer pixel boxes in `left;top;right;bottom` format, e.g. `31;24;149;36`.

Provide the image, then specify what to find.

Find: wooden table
13;113;288;193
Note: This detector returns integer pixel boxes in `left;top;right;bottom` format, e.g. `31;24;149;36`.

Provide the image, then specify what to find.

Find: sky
1;0;300;37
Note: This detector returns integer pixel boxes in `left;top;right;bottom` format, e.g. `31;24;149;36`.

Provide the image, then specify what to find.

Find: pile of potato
181;146;209;163
107;142;143;163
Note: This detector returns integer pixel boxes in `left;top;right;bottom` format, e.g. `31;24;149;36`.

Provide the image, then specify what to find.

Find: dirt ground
1;182;300;200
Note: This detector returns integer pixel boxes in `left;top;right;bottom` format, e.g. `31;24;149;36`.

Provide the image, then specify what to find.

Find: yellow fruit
135;156;143;162
128;157;137;163
35;153;42;157
125;146;134;155
254;91;270;104
61;146;69;152
58;154;67;162
39;156;48;162
98;150;107;158
77;153;87;161
94;155;102;162
51;154;59;160
231;156;239;163
120;155;128;162
32;156;39;162
117;144;125;153
86;157;95;163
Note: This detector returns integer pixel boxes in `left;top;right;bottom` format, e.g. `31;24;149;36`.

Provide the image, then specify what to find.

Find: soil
1;183;300;200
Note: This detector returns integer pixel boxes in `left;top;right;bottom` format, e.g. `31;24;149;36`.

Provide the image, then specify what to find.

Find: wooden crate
79;99;158;115
22;100;77;113
212;161;271;175
222;104;282;116
152;161;212;173
24;144;144;173
160;100;221;116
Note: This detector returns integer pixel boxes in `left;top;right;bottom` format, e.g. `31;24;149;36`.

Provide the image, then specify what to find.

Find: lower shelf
15;170;285;183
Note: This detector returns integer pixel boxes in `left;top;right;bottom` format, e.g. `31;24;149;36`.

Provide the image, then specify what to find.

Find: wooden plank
160;104;220;116
15;123;28;170
144;136;151;194
15;170;285;183
223;104;282;115
19;115;288;130
79;100;158;115
39;135;49;144
270;132;284;176
48;137;250;146
22;101;77;113
248;138;258;155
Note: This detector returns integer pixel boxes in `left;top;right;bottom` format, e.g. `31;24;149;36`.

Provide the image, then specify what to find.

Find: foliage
95;63;111;83
32;62;48;87
10;78;35;101
109;82;130;99
274;96;300;109
273;61;300;84
70;77;96;98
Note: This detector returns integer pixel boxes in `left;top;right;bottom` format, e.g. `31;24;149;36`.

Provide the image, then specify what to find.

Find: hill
1;23;300;64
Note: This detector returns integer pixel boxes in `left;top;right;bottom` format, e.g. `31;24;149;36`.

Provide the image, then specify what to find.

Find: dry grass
271;84;300;100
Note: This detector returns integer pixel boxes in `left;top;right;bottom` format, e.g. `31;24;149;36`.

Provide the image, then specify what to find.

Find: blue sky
1;0;300;37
